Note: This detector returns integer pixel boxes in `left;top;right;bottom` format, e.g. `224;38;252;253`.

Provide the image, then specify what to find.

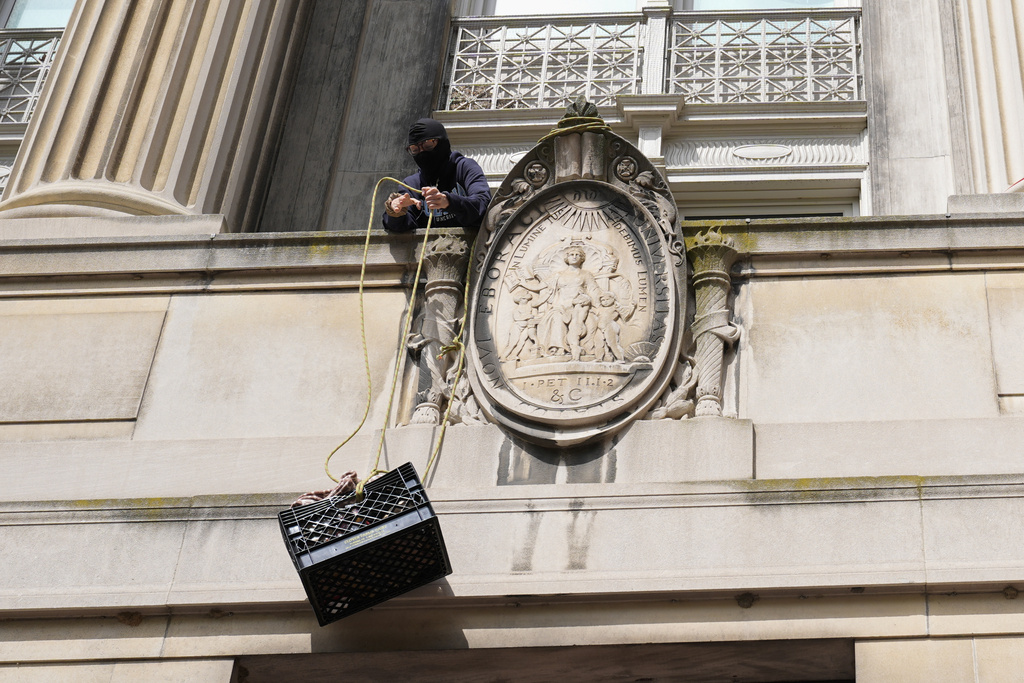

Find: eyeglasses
407;138;439;155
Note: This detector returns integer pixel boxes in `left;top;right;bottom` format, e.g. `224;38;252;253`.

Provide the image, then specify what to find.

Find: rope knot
437;339;464;359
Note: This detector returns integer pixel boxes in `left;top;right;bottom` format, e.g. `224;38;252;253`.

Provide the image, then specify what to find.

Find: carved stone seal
468;107;686;446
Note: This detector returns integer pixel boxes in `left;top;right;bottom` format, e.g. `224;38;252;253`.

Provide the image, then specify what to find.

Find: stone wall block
0;0;308;232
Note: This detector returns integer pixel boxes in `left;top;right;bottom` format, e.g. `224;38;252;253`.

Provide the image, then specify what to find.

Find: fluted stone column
0;0;309;232
688;229;740;418
955;0;1024;192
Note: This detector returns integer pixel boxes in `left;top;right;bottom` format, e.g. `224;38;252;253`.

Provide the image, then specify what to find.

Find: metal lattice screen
667;11;860;103
441;9;861;111
0;28;62;195
443;14;643;111
0;29;61;124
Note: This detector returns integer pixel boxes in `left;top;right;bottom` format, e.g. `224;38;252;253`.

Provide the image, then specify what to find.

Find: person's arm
443;157;492;228
382;174;425;232
382;191;423;233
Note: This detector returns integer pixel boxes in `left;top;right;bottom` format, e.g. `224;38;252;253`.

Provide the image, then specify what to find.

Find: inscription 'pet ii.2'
468;102;686;446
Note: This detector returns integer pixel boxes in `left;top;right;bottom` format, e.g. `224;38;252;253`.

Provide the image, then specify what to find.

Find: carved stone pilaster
688;229;740;417
408;236;469;425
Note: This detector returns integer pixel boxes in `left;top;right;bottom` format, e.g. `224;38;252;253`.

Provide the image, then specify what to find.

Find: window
1;0;74;28
455;0;639;15
492;0;636;13
0;0;73;193
453;0;860;15
686;0;839;8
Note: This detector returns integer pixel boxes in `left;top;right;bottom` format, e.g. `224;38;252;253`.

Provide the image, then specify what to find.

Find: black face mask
412;137;451;186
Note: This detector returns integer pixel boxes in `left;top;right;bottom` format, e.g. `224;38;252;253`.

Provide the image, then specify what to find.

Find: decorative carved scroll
648;353;697;420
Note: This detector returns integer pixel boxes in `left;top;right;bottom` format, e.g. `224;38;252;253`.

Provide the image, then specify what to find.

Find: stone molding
664;136;865;168
457;144;531;178
455;136;866;177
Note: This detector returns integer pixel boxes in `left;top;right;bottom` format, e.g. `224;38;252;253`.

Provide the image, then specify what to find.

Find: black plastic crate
279;462;451;626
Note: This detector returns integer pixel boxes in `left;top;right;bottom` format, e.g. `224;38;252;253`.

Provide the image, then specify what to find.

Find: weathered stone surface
309;0;450;233
983;272;1024;398
856;639;977;683
259;0;369;233
131;291;408;441
756;418;1024;479
8;474;1024;614
927;594;1024;637
0;215;224;240
948;193;1024;214
614;418;753;482
0;297;168;422
974;637;1024;681
739;273;999;423
863;0;957;214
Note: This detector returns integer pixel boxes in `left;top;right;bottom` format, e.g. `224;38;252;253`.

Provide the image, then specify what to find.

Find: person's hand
390;192;421;213
422;186;449;211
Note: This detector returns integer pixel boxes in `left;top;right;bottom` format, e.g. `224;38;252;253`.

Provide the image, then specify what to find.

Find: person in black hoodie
382;118;491;232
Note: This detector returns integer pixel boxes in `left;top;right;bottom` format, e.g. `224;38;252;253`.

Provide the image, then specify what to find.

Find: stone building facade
3;0;1024;681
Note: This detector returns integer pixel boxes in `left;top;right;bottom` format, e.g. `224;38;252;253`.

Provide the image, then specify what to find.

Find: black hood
407;118;447;145
408;118;451;185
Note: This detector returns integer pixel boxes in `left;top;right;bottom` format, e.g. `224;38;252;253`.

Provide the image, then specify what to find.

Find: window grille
0;28;60;124
668;10;861;103
442;14;643;111
441;9;861;110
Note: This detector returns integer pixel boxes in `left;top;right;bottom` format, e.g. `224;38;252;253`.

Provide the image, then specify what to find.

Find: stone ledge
3;471;1024;614
0;214;227;240
5;417;1024;501
6;470;1024;517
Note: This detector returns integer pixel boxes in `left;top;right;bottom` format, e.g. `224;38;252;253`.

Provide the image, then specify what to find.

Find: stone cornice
7;470;1024;521
1;214;1024;297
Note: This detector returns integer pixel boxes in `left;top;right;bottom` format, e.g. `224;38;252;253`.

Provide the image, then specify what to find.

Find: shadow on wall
497;433;618;485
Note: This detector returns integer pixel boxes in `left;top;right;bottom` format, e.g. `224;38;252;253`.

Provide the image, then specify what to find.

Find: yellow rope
536;117;611;143
362;216;434;495
324;177;433;486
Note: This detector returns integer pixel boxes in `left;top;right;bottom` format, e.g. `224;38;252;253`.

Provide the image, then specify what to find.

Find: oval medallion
468;180;681;446
732;144;793;160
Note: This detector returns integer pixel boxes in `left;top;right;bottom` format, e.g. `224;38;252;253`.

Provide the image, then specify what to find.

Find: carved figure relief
467;104;687;446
